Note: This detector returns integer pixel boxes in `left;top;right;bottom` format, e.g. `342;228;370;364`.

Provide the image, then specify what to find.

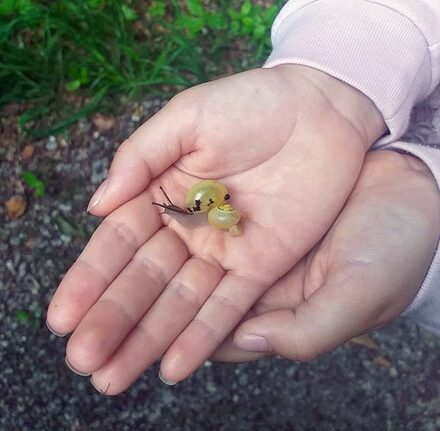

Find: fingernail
159;371;177;386
65;356;91;377
234;334;272;353
87;178;109;212
90;377;111;396
46;319;68;337
90;377;98;392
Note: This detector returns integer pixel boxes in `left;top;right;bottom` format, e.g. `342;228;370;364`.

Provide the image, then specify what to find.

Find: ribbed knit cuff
264;0;434;145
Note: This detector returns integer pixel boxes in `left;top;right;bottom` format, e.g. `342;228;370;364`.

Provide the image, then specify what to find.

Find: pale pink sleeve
264;0;440;144
264;0;440;334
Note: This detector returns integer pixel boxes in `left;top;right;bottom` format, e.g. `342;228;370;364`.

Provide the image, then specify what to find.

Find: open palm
47;65;384;394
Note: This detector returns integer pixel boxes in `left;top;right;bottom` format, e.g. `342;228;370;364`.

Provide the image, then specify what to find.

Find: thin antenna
160;186;174;205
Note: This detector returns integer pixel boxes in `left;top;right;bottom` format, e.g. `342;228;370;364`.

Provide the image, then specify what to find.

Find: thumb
233;286;373;361
87;93;196;216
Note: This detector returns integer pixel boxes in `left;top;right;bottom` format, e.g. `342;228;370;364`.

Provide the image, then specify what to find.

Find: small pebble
206;381;217;393
46;136;57;151
389;367;398;378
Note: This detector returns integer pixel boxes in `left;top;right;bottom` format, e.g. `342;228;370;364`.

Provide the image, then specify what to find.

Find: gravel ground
1;87;440;431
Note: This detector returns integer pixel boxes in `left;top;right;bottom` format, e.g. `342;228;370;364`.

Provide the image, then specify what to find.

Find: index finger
46;190;162;335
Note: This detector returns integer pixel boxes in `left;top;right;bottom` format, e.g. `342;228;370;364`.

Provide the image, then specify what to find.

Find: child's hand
213;151;440;363
47;65;385;394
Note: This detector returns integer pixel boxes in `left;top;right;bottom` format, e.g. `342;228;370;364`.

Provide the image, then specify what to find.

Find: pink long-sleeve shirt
265;0;440;334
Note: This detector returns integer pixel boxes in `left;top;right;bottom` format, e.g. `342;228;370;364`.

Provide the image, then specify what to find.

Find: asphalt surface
1;88;440;430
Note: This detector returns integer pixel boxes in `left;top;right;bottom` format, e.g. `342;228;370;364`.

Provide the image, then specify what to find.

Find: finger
46;191;162;335
65;228;188;375
208;256;348;364
210;254;320;363
210;335;268;363
159;273;266;383
210;257;310;363
232;276;373;362
90;257;223;395
210;309;270;363
87;95;196;216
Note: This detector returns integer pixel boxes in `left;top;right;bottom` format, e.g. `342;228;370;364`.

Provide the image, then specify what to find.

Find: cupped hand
213;151;440;363
46;65;385;394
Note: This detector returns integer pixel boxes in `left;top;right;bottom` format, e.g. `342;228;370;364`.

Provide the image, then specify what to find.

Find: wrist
265;1;435;143
274;64;387;151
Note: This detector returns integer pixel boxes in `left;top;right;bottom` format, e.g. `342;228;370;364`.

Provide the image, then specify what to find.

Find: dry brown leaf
373;355;392;368
91;113;116;132
6;195;27;219
21;144;35;160
350;334;379;351
1;116;20;148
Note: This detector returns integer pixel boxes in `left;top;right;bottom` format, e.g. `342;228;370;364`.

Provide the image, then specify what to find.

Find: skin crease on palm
46;64;392;395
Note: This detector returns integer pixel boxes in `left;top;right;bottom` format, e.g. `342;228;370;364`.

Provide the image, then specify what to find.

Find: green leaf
22;171;45;197
252;14;263;26
253;24;266;40
0;0;33;16
240;2;252;16
262;5;278;24
15;310;30;323
65;79;81;92
54;215;75;237
86;0;103;9
79;67;89;84
227;7;241;21
149;0;166;17
206;13;228;30
174;15;203;36
121;4;138;21
230;20;240;34
242;16;253;28
15;309;41;329
186;0;203;16
54;215;85;238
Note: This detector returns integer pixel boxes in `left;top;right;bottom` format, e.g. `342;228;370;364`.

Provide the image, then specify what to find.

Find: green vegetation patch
1;0;282;137
21;171;45;196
